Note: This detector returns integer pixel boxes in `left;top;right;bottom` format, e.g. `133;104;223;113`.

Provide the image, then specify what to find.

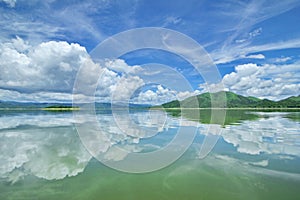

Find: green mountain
277;95;300;107
162;91;300;108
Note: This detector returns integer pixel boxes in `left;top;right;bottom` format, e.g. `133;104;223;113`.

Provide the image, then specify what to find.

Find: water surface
0;109;299;200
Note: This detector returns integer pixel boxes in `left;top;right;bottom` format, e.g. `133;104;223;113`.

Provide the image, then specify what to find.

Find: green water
0;110;299;199
1;156;299;200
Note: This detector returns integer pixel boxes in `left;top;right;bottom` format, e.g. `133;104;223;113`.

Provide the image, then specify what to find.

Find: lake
0;109;299;200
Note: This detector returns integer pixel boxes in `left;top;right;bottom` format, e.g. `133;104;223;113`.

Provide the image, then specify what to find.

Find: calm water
0;109;300;200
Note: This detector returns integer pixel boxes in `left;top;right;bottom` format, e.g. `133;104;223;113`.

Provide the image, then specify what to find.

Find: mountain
277;95;300;107
162;92;300;108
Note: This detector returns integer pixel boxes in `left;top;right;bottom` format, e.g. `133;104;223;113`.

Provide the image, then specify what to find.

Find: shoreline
156;107;300;111
0;107;299;111
0;107;80;111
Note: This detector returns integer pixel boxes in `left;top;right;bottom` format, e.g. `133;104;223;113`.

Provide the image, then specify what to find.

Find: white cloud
163;16;182;27
133;85;201;105
215;1;300;64
0;1;110;44
105;59;142;74
1;37;298;104
221;63;300;100
177;90;201;100
0;89;73;103
3;36;31;52
274;56;292;63
249;27;262;38
213;38;300;64
0;13;64;43
245;54;265;59
0;37;88;93
198;82;228;94
248;38;300;53
0;0;16;7
0;38;150;103
0;38;203;104
235;28;263;45
111;75;145;102
135;85;176;105
235;39;247;43
211;1;300;64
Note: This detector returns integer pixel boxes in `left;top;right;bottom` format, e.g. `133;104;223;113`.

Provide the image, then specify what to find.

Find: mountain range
162;91;300;108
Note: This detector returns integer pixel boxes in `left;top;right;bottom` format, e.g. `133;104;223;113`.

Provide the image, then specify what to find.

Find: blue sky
0;0;300;104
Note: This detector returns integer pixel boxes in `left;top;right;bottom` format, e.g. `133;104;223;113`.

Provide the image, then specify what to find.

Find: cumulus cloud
3;36;30;52
111;75;145;102
221;63;300;100
132;85;201;105
105;59;142;74
176;90;201;100
0;37;88;93
198;82;228;93
135;85;177;105
1;37;200;104
0;38;136;103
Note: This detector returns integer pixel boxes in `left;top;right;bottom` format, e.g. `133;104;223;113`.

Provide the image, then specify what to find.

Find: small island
42;105;80;111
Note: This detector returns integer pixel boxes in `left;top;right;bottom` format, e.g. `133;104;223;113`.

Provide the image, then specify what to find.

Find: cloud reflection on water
0;111;299;183
221;114;300;156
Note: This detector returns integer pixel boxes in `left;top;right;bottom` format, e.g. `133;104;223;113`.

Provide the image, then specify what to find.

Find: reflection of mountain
285;112;300;122
166;109;260;125
162;91;300;108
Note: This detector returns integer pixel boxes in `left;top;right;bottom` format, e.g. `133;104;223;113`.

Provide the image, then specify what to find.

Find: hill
162;92;300;108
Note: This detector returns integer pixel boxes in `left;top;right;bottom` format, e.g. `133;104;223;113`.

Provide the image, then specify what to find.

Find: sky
0;0;300;104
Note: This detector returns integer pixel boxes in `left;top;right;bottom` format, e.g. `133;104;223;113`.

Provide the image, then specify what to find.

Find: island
42;105;80;111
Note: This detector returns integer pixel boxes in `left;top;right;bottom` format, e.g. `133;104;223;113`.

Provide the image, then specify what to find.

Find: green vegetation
162;91;300;109
42;105;80;111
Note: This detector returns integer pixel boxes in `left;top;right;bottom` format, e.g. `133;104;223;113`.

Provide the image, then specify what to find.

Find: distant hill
0;101;150;110
0;101;71;109
162;91;300;108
